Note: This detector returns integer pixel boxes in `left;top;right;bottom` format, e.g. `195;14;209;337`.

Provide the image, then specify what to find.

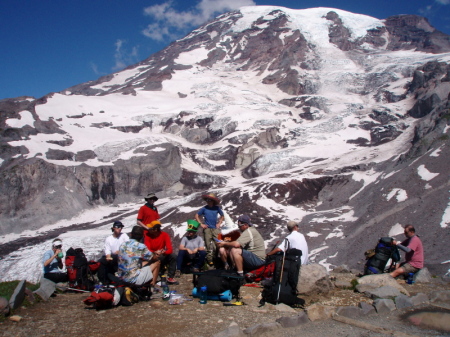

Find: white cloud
112;39;140;71
142;0;256;41
436;0;450;5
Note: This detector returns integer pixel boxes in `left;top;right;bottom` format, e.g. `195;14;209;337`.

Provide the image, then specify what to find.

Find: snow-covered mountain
1;6;449;282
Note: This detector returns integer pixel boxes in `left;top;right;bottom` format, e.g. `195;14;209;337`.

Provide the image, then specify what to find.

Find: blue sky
1;0;449;100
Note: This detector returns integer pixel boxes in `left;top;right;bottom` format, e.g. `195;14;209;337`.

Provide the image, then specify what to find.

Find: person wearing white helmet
42;238;68;283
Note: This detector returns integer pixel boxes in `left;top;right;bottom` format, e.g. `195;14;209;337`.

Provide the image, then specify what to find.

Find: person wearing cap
216;214;265;276
42;238;68;283
117;226;160;286
137;193;160;230
176;220;207;274
97;221;130;284
267;220;309;265
143;220;178;284
195;192;224;267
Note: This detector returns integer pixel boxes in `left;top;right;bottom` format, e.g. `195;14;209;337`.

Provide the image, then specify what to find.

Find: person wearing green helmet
176;219;207;274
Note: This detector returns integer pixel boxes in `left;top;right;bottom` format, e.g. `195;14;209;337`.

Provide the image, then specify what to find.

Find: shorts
400;262;420;275
241;249;265;271
134;265;153;285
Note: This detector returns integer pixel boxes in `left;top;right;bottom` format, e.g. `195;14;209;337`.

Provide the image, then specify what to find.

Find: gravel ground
1;272;449;337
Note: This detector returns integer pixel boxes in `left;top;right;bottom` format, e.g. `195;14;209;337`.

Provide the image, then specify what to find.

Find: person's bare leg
150;260;161;286
219;247;228;263
390;266;405;278
230;248;243;273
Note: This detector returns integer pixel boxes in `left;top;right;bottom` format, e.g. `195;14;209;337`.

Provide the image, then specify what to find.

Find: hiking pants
203;228;220;264
159;253;177;278
44;272;68;283
176;250;207;271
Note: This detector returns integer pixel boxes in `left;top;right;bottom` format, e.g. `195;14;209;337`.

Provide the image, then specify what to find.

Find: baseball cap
237;214;252;226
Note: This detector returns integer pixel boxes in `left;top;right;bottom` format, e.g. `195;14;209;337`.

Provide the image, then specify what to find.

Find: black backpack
66;247;95;291
194;269;243;298
260;241;304;307
364;237;400;275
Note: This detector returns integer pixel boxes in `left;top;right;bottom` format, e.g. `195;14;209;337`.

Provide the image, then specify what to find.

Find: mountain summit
0;6;449;279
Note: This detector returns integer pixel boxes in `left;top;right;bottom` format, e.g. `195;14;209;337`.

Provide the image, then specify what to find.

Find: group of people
42;192;424;289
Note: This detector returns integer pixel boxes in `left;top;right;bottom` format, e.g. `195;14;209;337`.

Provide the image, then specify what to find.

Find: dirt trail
1;272;449;337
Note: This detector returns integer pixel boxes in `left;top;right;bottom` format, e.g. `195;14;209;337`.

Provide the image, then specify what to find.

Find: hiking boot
167;278;179;285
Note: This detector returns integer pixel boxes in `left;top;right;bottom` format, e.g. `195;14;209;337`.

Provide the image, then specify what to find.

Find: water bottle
161;275;170;300
57;252;64;258
407;273;414;284
199;286;207;304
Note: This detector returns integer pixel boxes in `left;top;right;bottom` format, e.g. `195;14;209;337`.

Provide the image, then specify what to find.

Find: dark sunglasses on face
54;245;62;249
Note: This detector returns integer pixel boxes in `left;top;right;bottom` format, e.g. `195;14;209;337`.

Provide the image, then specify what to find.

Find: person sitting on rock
97;221;130;284
267;220;309;265
216;214;265;276
390;225;424;278
176;220;206;274
143;220;178;284
117;226;160;286
42;238;69;283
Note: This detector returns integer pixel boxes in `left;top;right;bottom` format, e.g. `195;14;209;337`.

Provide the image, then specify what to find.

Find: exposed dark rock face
384;15;450;53
0;143;182;234
325;11;356;51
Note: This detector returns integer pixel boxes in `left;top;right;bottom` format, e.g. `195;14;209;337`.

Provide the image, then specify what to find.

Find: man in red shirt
137;193;160;230
390;225;424;278
144;220;178;284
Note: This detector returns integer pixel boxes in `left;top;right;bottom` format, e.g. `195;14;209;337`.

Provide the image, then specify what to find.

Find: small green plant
0;280;40;301
350;278;359;290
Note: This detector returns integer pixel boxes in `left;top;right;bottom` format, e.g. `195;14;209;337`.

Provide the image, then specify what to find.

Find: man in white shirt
267;221;309;265
98;221;130;284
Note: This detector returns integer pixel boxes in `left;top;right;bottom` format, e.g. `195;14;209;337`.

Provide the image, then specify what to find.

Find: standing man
176;220;207;274
216;214;265;276
267;220;309;265
390;225;424;278
97;221;130;284
137;193;160;230
195;193;224;267
117;226;160;286
42;238;68;283
144;220;178;284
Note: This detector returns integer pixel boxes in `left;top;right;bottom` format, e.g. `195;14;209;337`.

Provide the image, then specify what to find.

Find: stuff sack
194;269;243;298
364;237;400;275
245;261;275;283
260;246;304;307
83;286;120;310
66;247;95;291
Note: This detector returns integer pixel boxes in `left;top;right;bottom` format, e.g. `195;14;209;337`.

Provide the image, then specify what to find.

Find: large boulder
297;263;333;294
357;274;410;296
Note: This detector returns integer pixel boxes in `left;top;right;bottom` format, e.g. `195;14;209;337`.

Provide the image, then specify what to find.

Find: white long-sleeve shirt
104;233;130;256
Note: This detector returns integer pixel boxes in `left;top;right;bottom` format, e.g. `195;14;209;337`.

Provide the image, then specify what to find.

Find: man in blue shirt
195;193;224;267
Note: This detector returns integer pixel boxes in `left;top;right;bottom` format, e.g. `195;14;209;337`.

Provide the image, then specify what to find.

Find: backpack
66;247;95;291
260;240;304;307
194;269;243;298
364;237;400;275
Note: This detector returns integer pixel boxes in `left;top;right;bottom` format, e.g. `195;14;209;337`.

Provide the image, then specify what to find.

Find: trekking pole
276;239;288;304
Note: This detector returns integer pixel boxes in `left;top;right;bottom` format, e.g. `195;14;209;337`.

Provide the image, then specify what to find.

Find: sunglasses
54;245;62;249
